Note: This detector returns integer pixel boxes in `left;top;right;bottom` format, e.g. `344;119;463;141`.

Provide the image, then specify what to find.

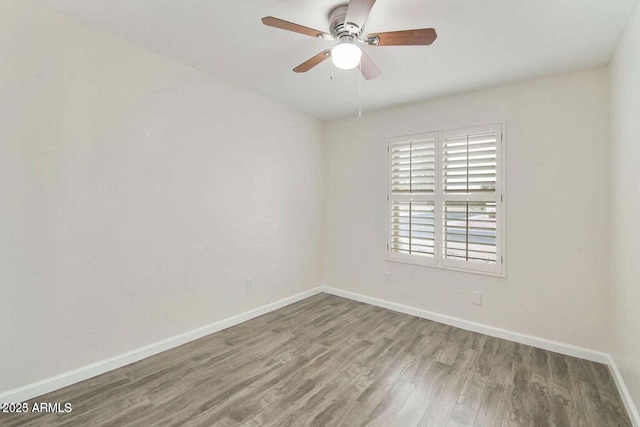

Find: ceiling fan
262;0;437;80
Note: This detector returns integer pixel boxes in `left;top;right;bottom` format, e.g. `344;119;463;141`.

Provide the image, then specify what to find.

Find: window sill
385;256;506;278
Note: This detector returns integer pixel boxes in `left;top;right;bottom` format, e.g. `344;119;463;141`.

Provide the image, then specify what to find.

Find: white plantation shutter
388;133;437;265
443;132;497;194
440;124;502;274
390;136;436;194
443;201;497;263
389;201;435;257
388;124;504;276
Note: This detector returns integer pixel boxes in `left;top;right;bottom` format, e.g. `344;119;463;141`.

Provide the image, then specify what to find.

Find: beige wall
0;1;323;392
610;1;640;416
322;68;611;352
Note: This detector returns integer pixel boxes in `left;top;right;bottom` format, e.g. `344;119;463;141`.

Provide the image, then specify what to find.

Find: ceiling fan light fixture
331;43;362;70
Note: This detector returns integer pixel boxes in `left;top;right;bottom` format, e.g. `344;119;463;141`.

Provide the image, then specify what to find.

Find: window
387;124;504;276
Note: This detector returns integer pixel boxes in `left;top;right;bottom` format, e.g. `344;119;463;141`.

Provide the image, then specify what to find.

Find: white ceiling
32;0;638;120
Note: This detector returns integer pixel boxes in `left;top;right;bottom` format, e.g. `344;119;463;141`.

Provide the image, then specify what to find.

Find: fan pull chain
330;61;334;80
358;62;362;117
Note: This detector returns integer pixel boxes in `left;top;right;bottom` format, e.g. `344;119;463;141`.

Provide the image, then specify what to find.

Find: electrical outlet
246;277;253;291
384;272;391;284
473;291;482;306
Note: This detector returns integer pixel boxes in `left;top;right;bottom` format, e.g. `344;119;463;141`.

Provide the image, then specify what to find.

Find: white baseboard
319;286;609;364
608;355;640;427
0;287;323;404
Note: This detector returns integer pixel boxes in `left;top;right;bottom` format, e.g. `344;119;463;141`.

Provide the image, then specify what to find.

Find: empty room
1;0;639;426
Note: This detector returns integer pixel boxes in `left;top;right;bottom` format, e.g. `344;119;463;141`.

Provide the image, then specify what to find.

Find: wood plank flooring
0;293;631;426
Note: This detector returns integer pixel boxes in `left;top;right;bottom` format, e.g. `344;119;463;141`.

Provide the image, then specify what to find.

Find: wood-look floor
1;293;631;427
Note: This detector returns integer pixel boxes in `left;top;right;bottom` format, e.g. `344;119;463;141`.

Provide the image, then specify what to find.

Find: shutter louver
443;202;497;264
391;137;436;194
443;132;497;194
390;201;435;256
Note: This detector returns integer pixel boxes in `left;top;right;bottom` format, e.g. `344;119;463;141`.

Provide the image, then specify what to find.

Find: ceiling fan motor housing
329;5;362;42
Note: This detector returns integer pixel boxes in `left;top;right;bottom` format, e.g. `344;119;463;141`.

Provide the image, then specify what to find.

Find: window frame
386;123;506;277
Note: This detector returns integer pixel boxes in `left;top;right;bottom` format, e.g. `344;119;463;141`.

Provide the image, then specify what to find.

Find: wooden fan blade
360;51;381;80
345;0;376;28
367;28;437;46
293;50;331;73
262;16;331;39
